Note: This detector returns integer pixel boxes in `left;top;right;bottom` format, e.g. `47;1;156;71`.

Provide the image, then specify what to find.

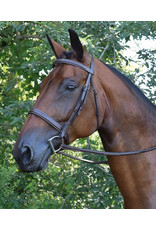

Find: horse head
13;29;105;172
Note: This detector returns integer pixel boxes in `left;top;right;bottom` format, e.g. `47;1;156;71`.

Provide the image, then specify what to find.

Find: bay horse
13;29;156;209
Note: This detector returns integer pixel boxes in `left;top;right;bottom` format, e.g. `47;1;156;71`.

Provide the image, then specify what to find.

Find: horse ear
46;34;66;58
68;29;84;61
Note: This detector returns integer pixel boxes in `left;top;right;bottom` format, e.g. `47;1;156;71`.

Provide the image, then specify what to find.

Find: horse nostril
21;145;33;166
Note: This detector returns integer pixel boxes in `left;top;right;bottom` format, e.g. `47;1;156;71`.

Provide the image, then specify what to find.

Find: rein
29;57;156;164
58;144;156;164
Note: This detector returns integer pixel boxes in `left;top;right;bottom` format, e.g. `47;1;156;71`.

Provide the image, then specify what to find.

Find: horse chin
36;147;51;172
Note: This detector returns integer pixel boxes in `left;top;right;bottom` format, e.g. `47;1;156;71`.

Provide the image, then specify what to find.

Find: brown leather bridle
29;57;156;164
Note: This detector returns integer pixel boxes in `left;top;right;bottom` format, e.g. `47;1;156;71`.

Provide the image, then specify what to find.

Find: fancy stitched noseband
29;57;156;164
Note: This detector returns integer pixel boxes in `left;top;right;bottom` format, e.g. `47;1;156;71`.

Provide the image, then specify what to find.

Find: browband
53;59;94;75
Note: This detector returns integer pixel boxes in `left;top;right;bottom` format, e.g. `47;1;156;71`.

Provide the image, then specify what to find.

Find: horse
13;29;156;209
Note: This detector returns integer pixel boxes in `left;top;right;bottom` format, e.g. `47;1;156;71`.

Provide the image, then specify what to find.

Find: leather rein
29;57;156;164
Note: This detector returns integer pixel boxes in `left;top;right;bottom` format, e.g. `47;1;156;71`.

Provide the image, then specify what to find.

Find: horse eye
66;85;77;91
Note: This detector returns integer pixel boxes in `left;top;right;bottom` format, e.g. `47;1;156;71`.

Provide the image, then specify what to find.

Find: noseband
29;57;156;164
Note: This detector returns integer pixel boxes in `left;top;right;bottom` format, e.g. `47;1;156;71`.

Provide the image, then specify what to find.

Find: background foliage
0;21;155;209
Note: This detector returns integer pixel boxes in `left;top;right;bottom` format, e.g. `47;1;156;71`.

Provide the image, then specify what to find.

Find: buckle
48;136;64;154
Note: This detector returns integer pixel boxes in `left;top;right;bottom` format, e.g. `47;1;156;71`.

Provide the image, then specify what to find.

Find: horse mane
100;60;156;111
61;53;155;110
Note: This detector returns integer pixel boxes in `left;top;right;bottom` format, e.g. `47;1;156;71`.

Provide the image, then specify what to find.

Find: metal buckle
48;135;64;154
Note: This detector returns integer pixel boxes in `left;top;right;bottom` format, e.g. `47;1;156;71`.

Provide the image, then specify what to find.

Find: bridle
29;57;156;164
29;57;99;147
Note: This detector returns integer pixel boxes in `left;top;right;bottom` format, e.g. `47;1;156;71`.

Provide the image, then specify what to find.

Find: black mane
100;60;156;110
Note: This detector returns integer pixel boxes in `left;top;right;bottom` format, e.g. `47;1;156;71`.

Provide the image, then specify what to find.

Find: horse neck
96;60;156;152
96;60;156;208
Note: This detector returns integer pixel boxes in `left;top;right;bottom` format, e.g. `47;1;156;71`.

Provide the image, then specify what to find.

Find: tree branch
99;44;109;60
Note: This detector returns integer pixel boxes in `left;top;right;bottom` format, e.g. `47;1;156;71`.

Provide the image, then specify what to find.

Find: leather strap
53;59;94;74
58;151;108;164
61;144;156;156
57;144;156;165
29;108;62;132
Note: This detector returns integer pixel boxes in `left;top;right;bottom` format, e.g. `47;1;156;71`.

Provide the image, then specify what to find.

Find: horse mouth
13;133;68;173
36;148;52;172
